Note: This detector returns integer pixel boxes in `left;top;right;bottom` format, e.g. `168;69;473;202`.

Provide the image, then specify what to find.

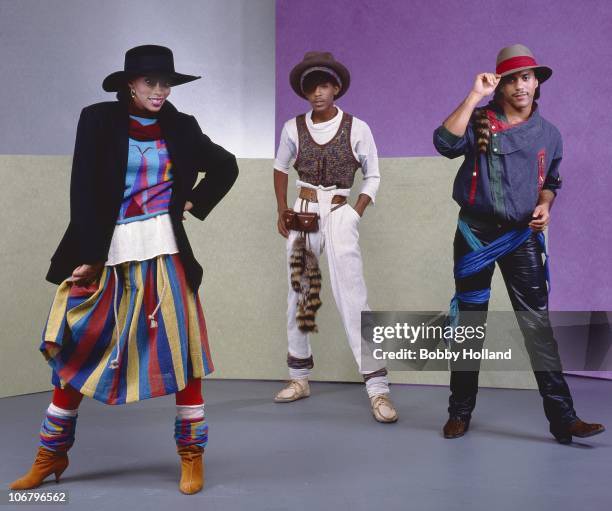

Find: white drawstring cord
108;259;167;370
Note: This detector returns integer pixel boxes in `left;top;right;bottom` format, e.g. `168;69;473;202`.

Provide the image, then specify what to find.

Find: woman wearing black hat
9;45;238;494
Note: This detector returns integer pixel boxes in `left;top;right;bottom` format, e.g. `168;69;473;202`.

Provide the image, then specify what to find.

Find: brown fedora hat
289;51;351;99
495;44;552;83
102;45;201;92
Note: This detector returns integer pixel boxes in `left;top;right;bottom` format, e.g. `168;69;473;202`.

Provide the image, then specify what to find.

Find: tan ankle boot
9;446;69;490
274;379;310;402
177;445;204;495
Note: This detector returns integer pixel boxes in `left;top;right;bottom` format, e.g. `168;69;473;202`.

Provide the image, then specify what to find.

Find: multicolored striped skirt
40;253;214;405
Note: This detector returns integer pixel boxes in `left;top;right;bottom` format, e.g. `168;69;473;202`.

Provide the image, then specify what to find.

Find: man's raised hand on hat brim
472;73;501;99
441;73;501;138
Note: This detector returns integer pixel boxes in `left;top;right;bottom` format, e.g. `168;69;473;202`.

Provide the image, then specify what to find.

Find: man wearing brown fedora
272;51;398;423
433;44;605;443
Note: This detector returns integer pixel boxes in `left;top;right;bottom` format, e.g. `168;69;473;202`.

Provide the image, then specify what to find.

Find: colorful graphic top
116;115;174;224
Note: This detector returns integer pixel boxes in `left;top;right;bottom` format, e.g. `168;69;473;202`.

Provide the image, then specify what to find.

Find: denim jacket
433;102;563;224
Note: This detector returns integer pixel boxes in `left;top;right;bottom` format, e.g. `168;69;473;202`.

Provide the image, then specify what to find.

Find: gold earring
130;89;136;98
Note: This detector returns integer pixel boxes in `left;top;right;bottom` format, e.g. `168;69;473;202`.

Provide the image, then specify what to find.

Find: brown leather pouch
282;210;319;233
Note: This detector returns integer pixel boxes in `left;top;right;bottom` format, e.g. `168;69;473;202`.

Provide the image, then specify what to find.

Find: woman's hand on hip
183;201;194;221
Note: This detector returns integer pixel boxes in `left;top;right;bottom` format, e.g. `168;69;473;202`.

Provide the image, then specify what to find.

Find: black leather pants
448;217;577;432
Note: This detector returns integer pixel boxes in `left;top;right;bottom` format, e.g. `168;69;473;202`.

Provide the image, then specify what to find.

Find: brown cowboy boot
177;444;205;495
569;419;606;437
443;416;470;439
553;419;606;444
9;447;69;490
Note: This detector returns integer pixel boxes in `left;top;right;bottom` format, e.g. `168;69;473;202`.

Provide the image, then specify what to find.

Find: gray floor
1;376;611;511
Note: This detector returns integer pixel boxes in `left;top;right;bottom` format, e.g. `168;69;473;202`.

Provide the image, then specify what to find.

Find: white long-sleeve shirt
274;107;380;203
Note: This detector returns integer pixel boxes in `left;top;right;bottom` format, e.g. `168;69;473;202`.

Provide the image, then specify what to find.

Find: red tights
52;378;203;409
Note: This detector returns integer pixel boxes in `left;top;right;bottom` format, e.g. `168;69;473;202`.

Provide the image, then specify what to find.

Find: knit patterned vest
293;112;361;188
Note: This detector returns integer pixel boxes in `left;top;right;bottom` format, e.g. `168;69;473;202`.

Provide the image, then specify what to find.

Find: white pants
285;189;389;397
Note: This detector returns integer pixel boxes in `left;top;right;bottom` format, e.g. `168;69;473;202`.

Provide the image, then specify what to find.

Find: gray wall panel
0;0;275;158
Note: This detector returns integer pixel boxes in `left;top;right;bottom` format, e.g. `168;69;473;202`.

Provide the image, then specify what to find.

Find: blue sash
449;218;549;328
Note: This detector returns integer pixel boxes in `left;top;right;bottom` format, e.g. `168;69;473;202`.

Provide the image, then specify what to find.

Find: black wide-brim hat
289;51;350;99
102;44;201;92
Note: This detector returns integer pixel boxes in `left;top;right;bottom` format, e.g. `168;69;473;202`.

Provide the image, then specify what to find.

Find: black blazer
46;99;239;292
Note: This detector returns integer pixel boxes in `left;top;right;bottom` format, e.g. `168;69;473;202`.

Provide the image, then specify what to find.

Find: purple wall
276;0;612;312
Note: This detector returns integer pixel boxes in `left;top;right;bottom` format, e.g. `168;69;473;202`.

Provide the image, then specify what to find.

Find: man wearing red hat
272;52;398;423
433;44;605;443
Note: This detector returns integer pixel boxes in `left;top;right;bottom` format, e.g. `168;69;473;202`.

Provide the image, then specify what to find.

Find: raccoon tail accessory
290;237;307;293
473;107;491;154
289;236;322;333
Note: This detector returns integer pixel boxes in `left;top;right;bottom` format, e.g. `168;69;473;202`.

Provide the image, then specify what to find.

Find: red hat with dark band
495;44;552;83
